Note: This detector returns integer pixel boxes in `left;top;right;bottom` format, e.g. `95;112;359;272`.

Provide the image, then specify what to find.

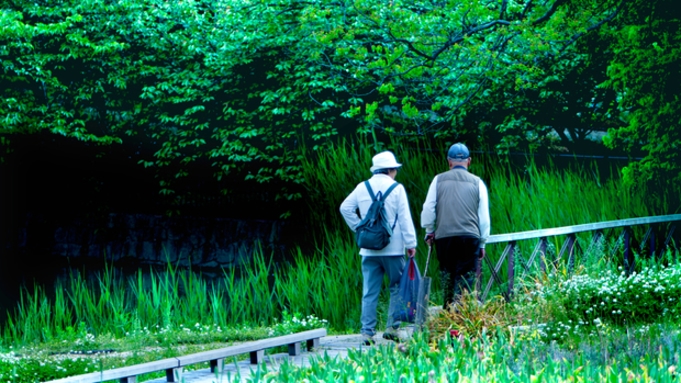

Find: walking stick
415;244;432;329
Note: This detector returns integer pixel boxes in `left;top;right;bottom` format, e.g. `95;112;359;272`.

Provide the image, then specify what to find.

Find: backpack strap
363;181;377;202
382;182;399;199
383;182;400;230
364;181;400;230
363;181;399;201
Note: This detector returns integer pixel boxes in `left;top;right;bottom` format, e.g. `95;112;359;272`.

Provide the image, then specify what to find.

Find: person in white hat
340;151;417;345
421;142;490;310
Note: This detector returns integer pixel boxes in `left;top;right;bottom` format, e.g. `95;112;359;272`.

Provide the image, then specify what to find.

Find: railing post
567;234;576;273
624;227;633;274
210;359;223;373
288;342;302;356
167;368;183;382
476;252;482;299
540;238;547;273
482;243;511;301
664;224;677;261
307;338;321;350
507;241;515;301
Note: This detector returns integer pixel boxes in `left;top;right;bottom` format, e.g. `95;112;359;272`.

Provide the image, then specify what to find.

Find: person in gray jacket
340;151;417;345
421;143;490;310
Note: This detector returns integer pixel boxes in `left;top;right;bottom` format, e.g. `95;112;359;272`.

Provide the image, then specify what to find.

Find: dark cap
447;143;470;160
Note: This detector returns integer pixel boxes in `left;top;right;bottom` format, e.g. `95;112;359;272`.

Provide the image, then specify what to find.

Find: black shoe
361;334;375;346
382;328;400;342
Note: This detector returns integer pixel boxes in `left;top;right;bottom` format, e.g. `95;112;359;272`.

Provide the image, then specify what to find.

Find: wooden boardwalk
143;332;406;383
44;328;414;383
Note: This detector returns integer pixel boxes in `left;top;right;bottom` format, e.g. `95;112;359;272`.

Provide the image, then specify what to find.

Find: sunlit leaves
0;0;630;199
601;0;681;190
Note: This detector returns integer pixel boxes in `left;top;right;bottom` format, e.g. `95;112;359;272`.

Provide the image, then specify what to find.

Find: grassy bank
244;323;681;382
252;246;681;382
5;247;680;382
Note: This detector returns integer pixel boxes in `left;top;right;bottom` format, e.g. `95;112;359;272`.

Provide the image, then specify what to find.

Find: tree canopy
601;0;681;191
1;0;678;201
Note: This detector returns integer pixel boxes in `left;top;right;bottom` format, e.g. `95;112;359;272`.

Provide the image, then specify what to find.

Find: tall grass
300;138;678;302
1;244;361;346
275;236;362;330
2;137;679;347
302;138;672;235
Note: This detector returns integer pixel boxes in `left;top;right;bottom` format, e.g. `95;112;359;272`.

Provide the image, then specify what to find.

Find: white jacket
340;174;417;256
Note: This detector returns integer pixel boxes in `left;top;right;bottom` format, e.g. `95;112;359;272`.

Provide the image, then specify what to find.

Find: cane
415;244;433;329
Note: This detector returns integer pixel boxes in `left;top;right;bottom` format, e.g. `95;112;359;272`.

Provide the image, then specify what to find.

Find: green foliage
244;327;681;382
0;0;626;198
601;0;681;192
0;351;102;383
541;262;681;327
511;245;681;345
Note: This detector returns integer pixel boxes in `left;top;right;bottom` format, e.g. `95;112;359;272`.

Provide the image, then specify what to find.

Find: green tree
601;0;681;193
0;0;623;200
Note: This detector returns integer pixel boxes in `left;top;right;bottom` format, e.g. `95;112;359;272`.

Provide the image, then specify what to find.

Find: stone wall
15;213;291;268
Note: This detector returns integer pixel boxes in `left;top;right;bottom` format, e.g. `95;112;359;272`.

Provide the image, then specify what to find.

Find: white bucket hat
370;151;402;173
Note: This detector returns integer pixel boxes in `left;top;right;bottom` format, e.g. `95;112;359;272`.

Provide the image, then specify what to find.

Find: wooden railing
44;328;327;383
478;214;681;301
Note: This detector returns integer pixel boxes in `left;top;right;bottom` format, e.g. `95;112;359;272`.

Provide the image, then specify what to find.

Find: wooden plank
487;214;681;244
176;328;327;366
45;358;179;383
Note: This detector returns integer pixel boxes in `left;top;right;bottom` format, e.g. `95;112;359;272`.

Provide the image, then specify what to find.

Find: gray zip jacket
421;167;490;248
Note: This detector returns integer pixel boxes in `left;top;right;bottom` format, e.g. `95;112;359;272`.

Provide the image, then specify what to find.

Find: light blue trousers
360;255;405;336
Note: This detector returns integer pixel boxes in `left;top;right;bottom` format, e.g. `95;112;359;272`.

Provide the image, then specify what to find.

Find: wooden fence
478;214;681;301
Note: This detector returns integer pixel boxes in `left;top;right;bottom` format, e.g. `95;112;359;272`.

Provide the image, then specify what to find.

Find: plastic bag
394;257;421;323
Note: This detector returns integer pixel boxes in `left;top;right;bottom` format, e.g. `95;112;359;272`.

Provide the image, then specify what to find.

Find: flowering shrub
541;264;681;326
268;311;328;337
0;350;101;383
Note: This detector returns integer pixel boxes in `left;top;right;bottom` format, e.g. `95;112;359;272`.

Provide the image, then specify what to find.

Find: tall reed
275;233;363;329
2;245;361;346
3;137;679;347
299;138;677;299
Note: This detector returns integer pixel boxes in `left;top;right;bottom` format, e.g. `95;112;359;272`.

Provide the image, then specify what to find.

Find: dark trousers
435;236;480;310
